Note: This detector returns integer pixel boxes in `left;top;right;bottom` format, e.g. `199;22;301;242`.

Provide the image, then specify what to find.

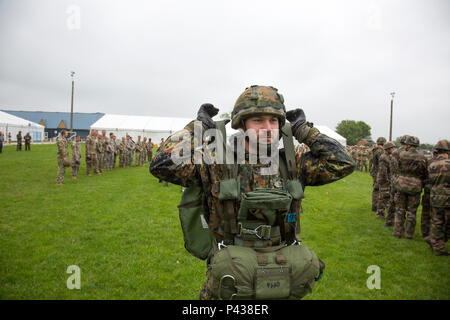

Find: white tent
0;110;45;142
90;114;192;143
315;125;347;146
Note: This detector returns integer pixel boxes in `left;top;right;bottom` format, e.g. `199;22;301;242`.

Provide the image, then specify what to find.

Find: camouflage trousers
371;174;379;212
135;151;142;166
119;153;126;168
393;192;421;238
56;158;66;184
86;153;99;175
377;186;395;225
427;206;450;255
98;152;105;172
106;152;114;169
126;150;133;166
71;161;80;178
420;188;431;238
199;274;215;300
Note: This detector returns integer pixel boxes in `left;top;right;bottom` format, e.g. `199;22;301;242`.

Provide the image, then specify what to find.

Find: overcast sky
0;0;448;143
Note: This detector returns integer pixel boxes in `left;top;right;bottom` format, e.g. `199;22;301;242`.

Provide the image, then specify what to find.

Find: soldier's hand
197;103;219;130
286;108;306;134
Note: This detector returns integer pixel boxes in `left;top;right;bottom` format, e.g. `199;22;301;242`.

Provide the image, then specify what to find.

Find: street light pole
70;71;75;136
389;92;395;141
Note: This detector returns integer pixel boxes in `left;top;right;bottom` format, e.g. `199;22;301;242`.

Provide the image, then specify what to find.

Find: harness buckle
238;223;272;240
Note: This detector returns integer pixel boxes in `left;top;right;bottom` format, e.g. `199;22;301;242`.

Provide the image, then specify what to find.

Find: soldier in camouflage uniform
106;136;114;170
96;132;105;173
424;140;450;256
135;136;143;166
420;148;438;238
118;137;127;168
392;136;427;239
370;137;387;212
56;130;69;185
147;138;154;161
376;142;396;224
126;135;134;167
71;135;81;179
150;85;356;299
390;135;410;219
142;137;148;163
85;130;99;176
361;146;369;172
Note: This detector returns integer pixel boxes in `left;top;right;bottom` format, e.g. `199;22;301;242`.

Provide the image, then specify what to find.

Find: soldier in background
390;135;410;219
147;138;154;161
370;137;386;212
118;137;127;168
106;136;114;170
424;140;450;256
361;146;369;172
142;137;148;163
376;142;396;224
112;134;118;168
97;132;106;172
24;132;32;151
0;130;4;153
56;130;69;185
135;136;143;166
126;135;135;167
8;132;11;144
71;135;81;179
86;129;99;176
392;136;427;239
16;131;22;151
420;148;438;238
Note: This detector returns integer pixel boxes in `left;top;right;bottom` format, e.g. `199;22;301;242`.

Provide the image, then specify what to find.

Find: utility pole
389;92;395;141
70;71;75;136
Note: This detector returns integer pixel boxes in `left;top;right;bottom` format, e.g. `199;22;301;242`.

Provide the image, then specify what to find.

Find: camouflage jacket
85;135;97;155
370;146;384;177
118;141;126;154
390;146;405;181
428;155;450;208
150;123;355;241
57;137;69;159
396;149;427;185
71;141;81;163
377;153;391;188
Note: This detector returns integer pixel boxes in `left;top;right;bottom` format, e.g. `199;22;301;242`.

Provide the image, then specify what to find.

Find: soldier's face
244;115;279;145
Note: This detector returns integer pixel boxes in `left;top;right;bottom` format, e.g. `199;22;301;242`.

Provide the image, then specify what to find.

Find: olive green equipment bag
178;185;213;260
209;242;325;300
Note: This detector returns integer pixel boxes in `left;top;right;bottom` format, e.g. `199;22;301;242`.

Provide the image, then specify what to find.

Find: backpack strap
216;120;239;245
281;123;302;241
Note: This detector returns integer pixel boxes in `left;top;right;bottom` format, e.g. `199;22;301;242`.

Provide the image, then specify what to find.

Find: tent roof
90;114;192;132
0;110;45;129
315;125;346;144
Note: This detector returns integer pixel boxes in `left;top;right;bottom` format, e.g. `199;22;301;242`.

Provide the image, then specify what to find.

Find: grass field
0;144;449;300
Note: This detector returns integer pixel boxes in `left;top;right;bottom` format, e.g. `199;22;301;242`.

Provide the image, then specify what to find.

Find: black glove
286;108;306;135
197;103;219;130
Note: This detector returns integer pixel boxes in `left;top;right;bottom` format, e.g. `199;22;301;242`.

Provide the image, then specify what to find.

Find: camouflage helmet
376;137;387;145
399;135;410;145
434;139;450;151
405;136;420;146
231;85;286;129
383;141;395;150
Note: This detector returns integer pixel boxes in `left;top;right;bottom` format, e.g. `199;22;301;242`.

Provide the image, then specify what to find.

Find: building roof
1;110;104;130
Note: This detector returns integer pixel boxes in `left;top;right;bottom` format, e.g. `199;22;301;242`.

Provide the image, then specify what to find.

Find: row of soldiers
346;145;371;172
56;129;156;184
84;129;155;175
369;136;449;256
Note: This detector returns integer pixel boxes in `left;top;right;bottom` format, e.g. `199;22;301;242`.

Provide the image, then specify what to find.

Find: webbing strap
281;123;297;180
216;120;239;243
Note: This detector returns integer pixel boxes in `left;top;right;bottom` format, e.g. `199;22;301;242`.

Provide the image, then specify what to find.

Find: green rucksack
177;121;325;298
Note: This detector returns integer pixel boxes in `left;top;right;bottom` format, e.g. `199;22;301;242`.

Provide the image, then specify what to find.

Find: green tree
335;120;371;146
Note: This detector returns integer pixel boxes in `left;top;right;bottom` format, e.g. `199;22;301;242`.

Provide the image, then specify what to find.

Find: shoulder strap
281;123;297;180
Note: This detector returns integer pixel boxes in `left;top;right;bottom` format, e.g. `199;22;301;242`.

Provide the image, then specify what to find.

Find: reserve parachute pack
177;120;325;299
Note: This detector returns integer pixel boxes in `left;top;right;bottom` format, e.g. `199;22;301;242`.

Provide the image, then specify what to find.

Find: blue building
1;110;104;140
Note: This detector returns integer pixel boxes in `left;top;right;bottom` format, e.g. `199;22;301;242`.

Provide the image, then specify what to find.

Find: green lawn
0;144;448;300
